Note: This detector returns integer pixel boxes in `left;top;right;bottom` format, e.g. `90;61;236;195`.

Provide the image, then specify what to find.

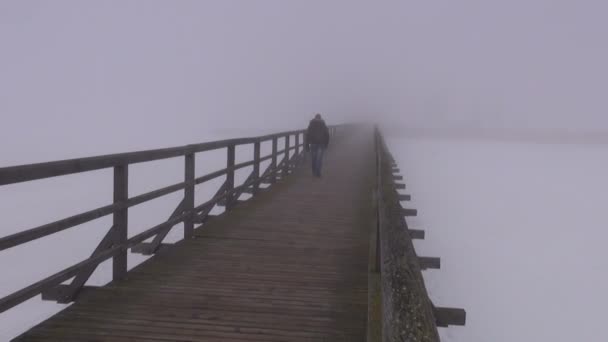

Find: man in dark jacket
305;113;330;177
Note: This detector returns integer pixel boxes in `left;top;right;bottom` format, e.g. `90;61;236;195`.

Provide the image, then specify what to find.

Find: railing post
112;164;128;281
295;133;300;166
253;140;261;195
374;128;381;273
283;134;290;177
271;136;278;184
225;144;236;210
184;152;195;239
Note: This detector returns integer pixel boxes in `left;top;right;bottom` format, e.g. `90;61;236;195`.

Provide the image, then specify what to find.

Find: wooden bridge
0;124;465;342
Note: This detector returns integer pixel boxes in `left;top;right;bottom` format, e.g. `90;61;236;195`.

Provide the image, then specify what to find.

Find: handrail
0;129;307;186
0;125;341;313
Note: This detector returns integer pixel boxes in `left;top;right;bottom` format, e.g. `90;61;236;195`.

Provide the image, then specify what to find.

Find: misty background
2;1;608;341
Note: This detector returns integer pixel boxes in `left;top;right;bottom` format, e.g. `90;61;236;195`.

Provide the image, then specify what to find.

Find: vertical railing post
113;164;128;281
283;134;290;177
253;140;261;195
373;128;381;273
295;133;300;166
225;144;236;210
184;152;195;239
271;136;278;184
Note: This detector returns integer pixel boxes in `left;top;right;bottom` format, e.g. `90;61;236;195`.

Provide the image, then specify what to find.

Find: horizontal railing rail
0;125;340;313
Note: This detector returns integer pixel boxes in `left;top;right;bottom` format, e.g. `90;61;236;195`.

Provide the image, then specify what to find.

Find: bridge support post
283;134;290;177
225;145;235;210
184;152;195;239
113;165;128;281
271;137;278;184
294;133;300;167
253;140;261;195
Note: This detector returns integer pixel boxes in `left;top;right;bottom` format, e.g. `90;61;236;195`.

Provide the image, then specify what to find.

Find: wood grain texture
14;129;375;342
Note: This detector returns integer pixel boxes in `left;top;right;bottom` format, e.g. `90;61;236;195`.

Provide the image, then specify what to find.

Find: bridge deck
14;130;375;342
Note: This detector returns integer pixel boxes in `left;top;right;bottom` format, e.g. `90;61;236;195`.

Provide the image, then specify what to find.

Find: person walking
305;113;330;177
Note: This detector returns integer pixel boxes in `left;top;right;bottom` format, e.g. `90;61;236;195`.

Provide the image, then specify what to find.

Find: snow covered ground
388;137;608;342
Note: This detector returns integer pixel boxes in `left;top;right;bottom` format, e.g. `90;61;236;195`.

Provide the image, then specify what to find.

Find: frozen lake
388;137;608;342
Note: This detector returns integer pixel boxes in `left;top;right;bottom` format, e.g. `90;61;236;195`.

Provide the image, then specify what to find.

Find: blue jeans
310;144;325;177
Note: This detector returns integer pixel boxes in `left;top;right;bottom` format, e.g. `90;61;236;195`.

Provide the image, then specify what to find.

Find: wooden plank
376;126;441;341
15;127;372;342
41;285;98;302
216;198;247;207
183;153;195;239
271;137;278;184
398;194;411;201
0;244;120;314
113;165;128;281
394;183;406;189
131;243;172;255
43;225;116;303
418;257;441;270
225;145;236;210
0;179;186;252
407;229;425;239
253;140;261;194
402;208;418;217
0;128;325;186
132;199;185;255
434;307;466;327
283;134;290;177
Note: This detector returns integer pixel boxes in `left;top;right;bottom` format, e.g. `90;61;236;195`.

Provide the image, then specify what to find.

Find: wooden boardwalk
14;130;376;342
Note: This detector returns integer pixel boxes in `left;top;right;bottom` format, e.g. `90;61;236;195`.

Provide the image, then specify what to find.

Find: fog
2;1;608;341
3;1;607;164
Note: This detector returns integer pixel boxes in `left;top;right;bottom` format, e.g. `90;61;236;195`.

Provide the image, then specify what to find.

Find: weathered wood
418;257;441;270
113;165;128;281
131;199;185;255
184;153;195;239
0;244;120;314
0;125;342;318
253;140;261;195
375;126;441;342
398;194;411;201
0;179;187;252
225;145;236;210
0;128;326;186
192;183;225;225
130;243;172;254
15;127;372;341
402;208;418;217
295;133;300;166
271;137;278;184
44;225;116;303
434;307;467;327
283;134;290;177
216;198;247;207
41;285;98;302
408;229;425;239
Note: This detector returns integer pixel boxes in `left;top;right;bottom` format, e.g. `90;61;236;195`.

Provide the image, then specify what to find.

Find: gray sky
2;0;608;163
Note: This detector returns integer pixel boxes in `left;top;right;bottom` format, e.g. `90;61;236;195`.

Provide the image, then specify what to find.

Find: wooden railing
373;127;466;341
0;126;338;313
